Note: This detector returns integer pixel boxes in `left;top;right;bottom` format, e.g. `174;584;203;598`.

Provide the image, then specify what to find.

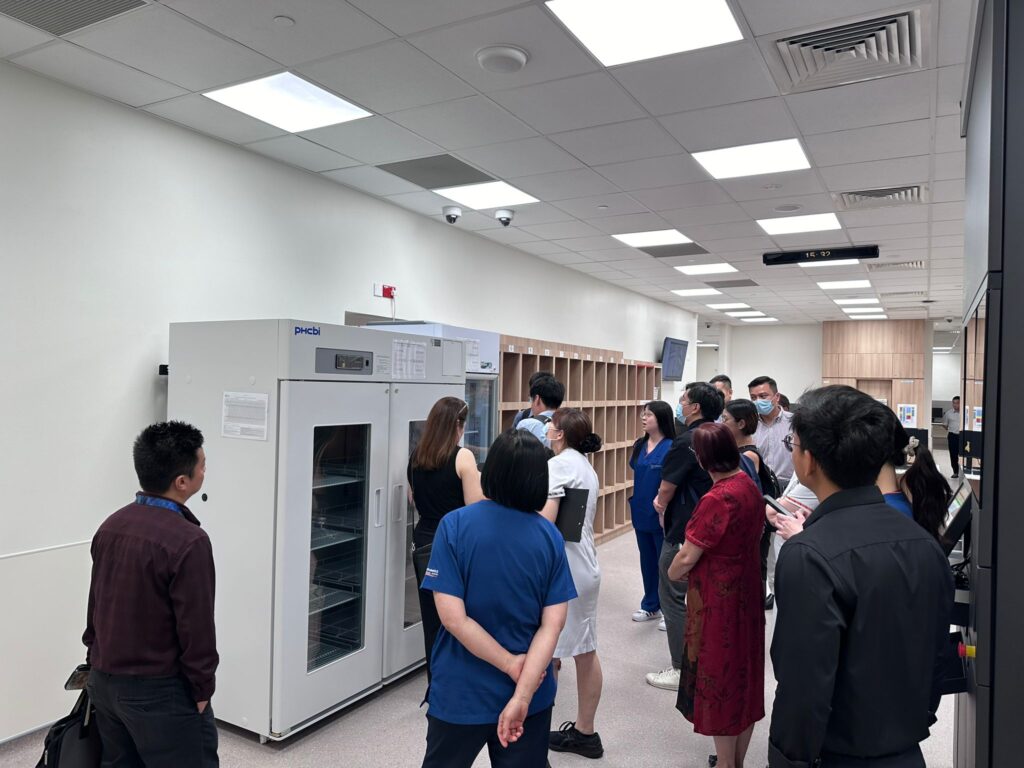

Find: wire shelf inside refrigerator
308;584;360;615
310;527;361;551
314;552;364;589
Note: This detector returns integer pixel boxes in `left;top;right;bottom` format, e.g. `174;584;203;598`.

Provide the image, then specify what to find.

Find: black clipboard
555;487;589;543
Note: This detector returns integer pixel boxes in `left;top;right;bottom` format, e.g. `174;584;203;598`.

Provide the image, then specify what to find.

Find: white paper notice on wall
898;403;917;429
456;337;481;372
222;391;269;441
393;339;427;380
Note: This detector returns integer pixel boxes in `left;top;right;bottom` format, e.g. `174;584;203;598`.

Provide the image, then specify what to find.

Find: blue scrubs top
883;491;914;518
629;437;672;532
421;500;577;725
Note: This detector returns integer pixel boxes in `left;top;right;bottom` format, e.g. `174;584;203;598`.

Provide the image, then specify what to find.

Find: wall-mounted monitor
660;337;689;382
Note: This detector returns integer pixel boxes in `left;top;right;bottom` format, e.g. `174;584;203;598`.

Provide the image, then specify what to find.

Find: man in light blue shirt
516;374;565;447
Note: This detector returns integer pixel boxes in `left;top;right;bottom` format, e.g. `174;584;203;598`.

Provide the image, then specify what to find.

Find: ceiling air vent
879;291;928;300
833;185;927;210
0;0;147;36
869;262;926;273
761;7;930;94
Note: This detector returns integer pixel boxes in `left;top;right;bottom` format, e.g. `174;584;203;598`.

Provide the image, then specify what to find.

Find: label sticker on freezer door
392;339;427;380
222;391;270;441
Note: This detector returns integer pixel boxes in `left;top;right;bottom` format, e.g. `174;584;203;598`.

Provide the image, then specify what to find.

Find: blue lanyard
136;493;185;517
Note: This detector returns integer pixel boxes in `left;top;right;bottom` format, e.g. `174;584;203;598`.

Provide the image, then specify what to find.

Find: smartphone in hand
64;664;91;691
764;495;795;519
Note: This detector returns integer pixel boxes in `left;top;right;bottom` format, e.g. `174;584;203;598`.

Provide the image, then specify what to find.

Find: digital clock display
762;245;879;266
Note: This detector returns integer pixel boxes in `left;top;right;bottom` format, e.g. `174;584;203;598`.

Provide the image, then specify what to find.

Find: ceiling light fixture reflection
433;180;538;209
798;259;860;268
204;72;370;132
693;138;810;180
834;298;880;305
741;317;779;323
757;212;842;235
818;279;872;290
726;310;765;318
843;307;886;314
675;263;737;276
545;0;742;67
706;302;749;310
613;229;692;247
671;288;722;297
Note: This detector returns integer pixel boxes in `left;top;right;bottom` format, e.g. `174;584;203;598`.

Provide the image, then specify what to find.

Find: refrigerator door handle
374;488;384;528
392;484;405;523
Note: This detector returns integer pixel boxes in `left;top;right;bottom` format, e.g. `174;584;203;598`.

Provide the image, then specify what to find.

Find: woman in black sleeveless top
408;396;484;683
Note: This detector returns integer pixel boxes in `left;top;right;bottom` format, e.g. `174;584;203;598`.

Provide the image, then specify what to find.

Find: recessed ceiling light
757;212;842;235
855;315;888;320
818;279;872;290
933;346;954;351
742;317;779;323
696;343;720;348
844;307;885;314
545;0;742;67
834;298;879;305
613;229;692;247
672;288;722;297
707;302;749;310
692;139;810;180
675;263;737;276
204;72;370;132
272;15;296;27
774;203;802;213
433;180;538;209
798;259;860;268
726;310;765;317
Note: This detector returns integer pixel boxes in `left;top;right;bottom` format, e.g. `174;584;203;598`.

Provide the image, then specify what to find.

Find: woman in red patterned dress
668;422;766;768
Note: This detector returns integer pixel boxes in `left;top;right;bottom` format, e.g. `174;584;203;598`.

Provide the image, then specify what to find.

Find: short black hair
684;381;724;421
724;399;759;436
530;374;565;409
952;396;961;401
481;430;549;512
529;370;553;388
133;421;204;494
709;374;732;389
748;375;778;393
791;386;894;489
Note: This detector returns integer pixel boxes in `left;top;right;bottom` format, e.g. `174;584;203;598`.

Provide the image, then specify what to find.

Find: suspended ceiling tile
592;154;710;191
348;0;525;36
630;182;733;212
934;151;966;181
932;235;965;248
550;119;682;166
11;40;188;107
737;193;836;219
932;179;966;202
510;168;620;202
818;155;931;192
457;137;584;178
321;165;422;196
516;240;571;256
479;202;575;227
388;96;536;151
585;212;673;235
931;219;965;237
658;202;750;227
580;248;651;262
161;0;394;66
536;251;590;265
937;65;966;116
612;42;778;116
0;13;53;57
785;71;933;135
684;220;766;242
300;117;442;165
246;135;359;172
476;226;539;244
658;98;798;153
935;114;966;154
375;154;491;188
436;210;502;231
520;220;603;240
838;205;930;229
717;169;824;201
694;236;777;253
735;0;908;36
938;0;974;66
299;40;474;115
769;233;852;249
143;93;286;144
384;189;456;215
70;4;278;91
846;222;930;241
408;6;598;91
489;72;646;134
550;235;624;252
553;193;650;219
803;120;932;167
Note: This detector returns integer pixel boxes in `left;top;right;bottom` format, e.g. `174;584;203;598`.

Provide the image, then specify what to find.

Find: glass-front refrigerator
465;375;499;468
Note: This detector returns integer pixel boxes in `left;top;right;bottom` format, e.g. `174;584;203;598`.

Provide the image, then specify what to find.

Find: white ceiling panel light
742;317;779;323
855;315;889;320
433;181;539;209
204;72;370;132
798;259;860;268
696;343;720;348
818;279;872;290
834;298;880;305
613;229;692;247
545;0;743;67
692;139;810;180
844;307;886;314
707;302;750;309
675;263;737;276
757;212;842;235
726;310;766;317
672;288;722;297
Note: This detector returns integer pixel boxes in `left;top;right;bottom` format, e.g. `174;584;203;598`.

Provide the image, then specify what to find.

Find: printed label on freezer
392;339;427;380
222;391;270;441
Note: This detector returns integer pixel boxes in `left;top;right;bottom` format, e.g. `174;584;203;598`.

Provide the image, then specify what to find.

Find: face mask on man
754;398;774;416
675;403;685;420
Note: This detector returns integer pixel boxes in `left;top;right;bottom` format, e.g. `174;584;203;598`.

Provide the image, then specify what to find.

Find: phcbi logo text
294;326;321;336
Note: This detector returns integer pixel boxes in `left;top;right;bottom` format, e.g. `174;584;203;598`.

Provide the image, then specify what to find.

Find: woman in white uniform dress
541;407;606;759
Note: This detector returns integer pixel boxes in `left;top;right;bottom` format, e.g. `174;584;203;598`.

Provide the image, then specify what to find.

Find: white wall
933;352;964;403
722;324;823;401
696;346;721;381
0;61;696;740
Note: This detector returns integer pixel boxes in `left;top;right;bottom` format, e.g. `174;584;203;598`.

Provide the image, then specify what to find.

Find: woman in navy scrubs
420;430;577;768
628;400;677;623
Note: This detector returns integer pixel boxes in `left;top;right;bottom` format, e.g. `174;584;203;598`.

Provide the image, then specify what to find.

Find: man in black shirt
770;386;953;768
645;382;719;690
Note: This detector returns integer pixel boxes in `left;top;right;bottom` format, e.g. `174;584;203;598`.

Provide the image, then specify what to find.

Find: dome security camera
442;205;461;224
945;317;954;324
495;208;515;227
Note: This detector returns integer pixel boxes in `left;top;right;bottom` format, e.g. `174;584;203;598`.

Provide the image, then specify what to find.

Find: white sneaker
645;667;681;690
658;617;667;631
632;609;662;622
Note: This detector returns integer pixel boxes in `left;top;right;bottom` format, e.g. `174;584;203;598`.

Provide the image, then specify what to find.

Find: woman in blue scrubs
628;400;677;623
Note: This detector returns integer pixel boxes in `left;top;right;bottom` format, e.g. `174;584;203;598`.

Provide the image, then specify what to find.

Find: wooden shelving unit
499;335;662;544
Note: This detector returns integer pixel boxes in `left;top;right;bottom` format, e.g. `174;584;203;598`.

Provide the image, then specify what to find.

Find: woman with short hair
420;430;576;768
668;422;766;768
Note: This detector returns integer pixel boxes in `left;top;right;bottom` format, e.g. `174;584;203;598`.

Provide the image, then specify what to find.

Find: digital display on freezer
335;354;369;371
314;348;373;375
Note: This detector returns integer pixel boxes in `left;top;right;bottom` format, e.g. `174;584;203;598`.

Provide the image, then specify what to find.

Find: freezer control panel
314;347;373;375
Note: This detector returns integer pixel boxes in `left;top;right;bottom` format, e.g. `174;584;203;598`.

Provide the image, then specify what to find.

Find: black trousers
88;671;218;768
948;431;961;476
422;707;552;768
414;529;442;688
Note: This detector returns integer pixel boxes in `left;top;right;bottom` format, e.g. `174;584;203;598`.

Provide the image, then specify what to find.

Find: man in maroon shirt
83;421;219;766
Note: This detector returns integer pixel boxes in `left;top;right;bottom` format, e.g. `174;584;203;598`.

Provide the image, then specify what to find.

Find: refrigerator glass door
464;376;498;467
383;383;465;679
273;381;389;735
